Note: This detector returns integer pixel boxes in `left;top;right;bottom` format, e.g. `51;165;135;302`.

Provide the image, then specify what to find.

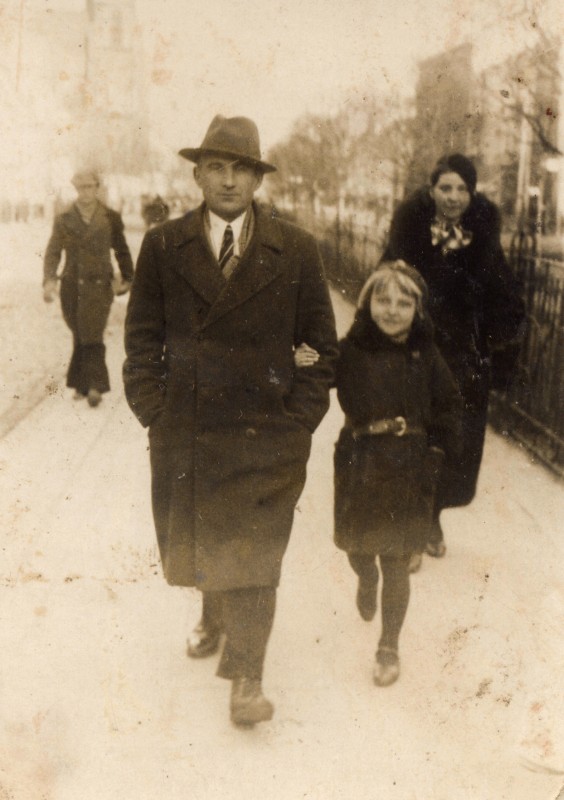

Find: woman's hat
430;153;477;193
179;115;277;173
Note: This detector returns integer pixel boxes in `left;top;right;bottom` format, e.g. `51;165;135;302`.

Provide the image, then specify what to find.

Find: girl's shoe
356;577;377;621
373;647;400;687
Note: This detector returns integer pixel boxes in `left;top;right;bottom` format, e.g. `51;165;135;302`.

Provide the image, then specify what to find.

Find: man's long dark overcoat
123;203;338;591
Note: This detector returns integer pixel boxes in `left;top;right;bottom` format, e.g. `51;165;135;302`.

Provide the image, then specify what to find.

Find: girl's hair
357;260;427;319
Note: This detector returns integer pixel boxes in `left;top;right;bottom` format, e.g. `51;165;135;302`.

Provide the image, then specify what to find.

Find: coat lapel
67;202;108;240
169;204;285;324
170;206;226;306
65;205;88;236
84;202;109;239
202;204;284;328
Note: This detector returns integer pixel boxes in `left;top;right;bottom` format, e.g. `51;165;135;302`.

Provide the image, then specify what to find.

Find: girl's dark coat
123;203;338;591
334;311;462;557
382;188;524;507
44;202;133;343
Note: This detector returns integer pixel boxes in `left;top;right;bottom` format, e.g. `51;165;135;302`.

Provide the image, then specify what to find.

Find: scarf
430;217;473;255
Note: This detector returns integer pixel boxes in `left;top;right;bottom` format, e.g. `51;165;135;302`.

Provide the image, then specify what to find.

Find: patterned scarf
430;217;473;255
204;207;255;280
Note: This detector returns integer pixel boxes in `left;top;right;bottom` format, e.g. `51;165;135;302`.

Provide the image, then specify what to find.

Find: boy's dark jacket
334;308;462;556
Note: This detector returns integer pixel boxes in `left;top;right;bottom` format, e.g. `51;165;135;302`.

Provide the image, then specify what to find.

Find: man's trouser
201;587;276;680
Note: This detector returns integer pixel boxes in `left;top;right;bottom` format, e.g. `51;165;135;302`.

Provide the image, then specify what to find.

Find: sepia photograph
0;0;563;797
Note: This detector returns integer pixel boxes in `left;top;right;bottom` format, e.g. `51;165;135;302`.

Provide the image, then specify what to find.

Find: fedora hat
179;115;276;173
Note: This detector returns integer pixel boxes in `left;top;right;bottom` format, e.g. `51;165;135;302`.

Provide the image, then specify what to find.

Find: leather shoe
426;519;446;558
186;622;221;658
425;540;447;558
373;647;400;687
230;678;274;726
87;388;102;407
356;577;377;621
408;552;423;573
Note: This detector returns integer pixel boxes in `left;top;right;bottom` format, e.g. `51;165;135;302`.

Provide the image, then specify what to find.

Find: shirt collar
208;209;248;256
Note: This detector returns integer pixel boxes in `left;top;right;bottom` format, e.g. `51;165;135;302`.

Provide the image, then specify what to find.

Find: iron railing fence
489;235;564;475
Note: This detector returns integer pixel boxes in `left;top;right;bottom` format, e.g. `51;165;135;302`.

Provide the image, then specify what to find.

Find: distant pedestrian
43;170;133;407
382;154;524;562
141;194;170;229
332;261;461;686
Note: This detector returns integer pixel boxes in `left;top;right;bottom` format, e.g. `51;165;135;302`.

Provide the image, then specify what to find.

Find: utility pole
15;0;25;93
515;111;532;231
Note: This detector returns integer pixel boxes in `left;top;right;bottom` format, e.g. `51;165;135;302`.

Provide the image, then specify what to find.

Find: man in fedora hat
123;115;337;726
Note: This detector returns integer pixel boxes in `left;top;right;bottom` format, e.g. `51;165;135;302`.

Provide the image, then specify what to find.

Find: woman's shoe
408;552;423;573
73;390;86;401
373;647;400;687
425;540;447;558
356;577;377;621
425;519;446;558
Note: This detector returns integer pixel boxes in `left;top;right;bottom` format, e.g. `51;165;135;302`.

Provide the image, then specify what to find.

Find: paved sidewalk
0;249;562;799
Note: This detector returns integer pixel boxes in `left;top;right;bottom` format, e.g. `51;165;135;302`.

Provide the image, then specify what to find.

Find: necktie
218;224;234;271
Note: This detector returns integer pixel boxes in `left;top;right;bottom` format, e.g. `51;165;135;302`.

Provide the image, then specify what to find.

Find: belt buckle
394;416;407;436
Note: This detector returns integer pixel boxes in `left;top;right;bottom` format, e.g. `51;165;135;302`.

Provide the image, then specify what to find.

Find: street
0;221;563;800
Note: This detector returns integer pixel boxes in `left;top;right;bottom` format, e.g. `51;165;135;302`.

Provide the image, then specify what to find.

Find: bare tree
485;0;561;157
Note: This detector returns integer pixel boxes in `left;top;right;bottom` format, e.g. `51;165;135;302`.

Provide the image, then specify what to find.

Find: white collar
208;209;247;257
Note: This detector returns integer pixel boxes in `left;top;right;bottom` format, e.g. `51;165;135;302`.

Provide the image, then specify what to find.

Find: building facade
407;41;562;235
0;0;150;220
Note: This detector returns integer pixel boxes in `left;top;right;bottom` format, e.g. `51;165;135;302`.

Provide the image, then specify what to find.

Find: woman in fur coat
381;154;524;558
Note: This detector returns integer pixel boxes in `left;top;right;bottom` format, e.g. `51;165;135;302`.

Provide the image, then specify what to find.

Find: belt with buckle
349;416;424;441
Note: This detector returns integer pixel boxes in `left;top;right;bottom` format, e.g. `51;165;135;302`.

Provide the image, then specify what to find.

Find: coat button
245;427;257;439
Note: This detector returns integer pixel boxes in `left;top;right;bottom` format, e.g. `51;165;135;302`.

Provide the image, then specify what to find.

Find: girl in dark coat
333;261;461;685
381;154;524;557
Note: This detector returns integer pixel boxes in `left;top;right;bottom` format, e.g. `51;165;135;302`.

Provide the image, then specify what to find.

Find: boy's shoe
87;389;102;407
373;647;400;687
356;577;377;621
230;678;274;727
408;552;423;573
73;390;86;400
